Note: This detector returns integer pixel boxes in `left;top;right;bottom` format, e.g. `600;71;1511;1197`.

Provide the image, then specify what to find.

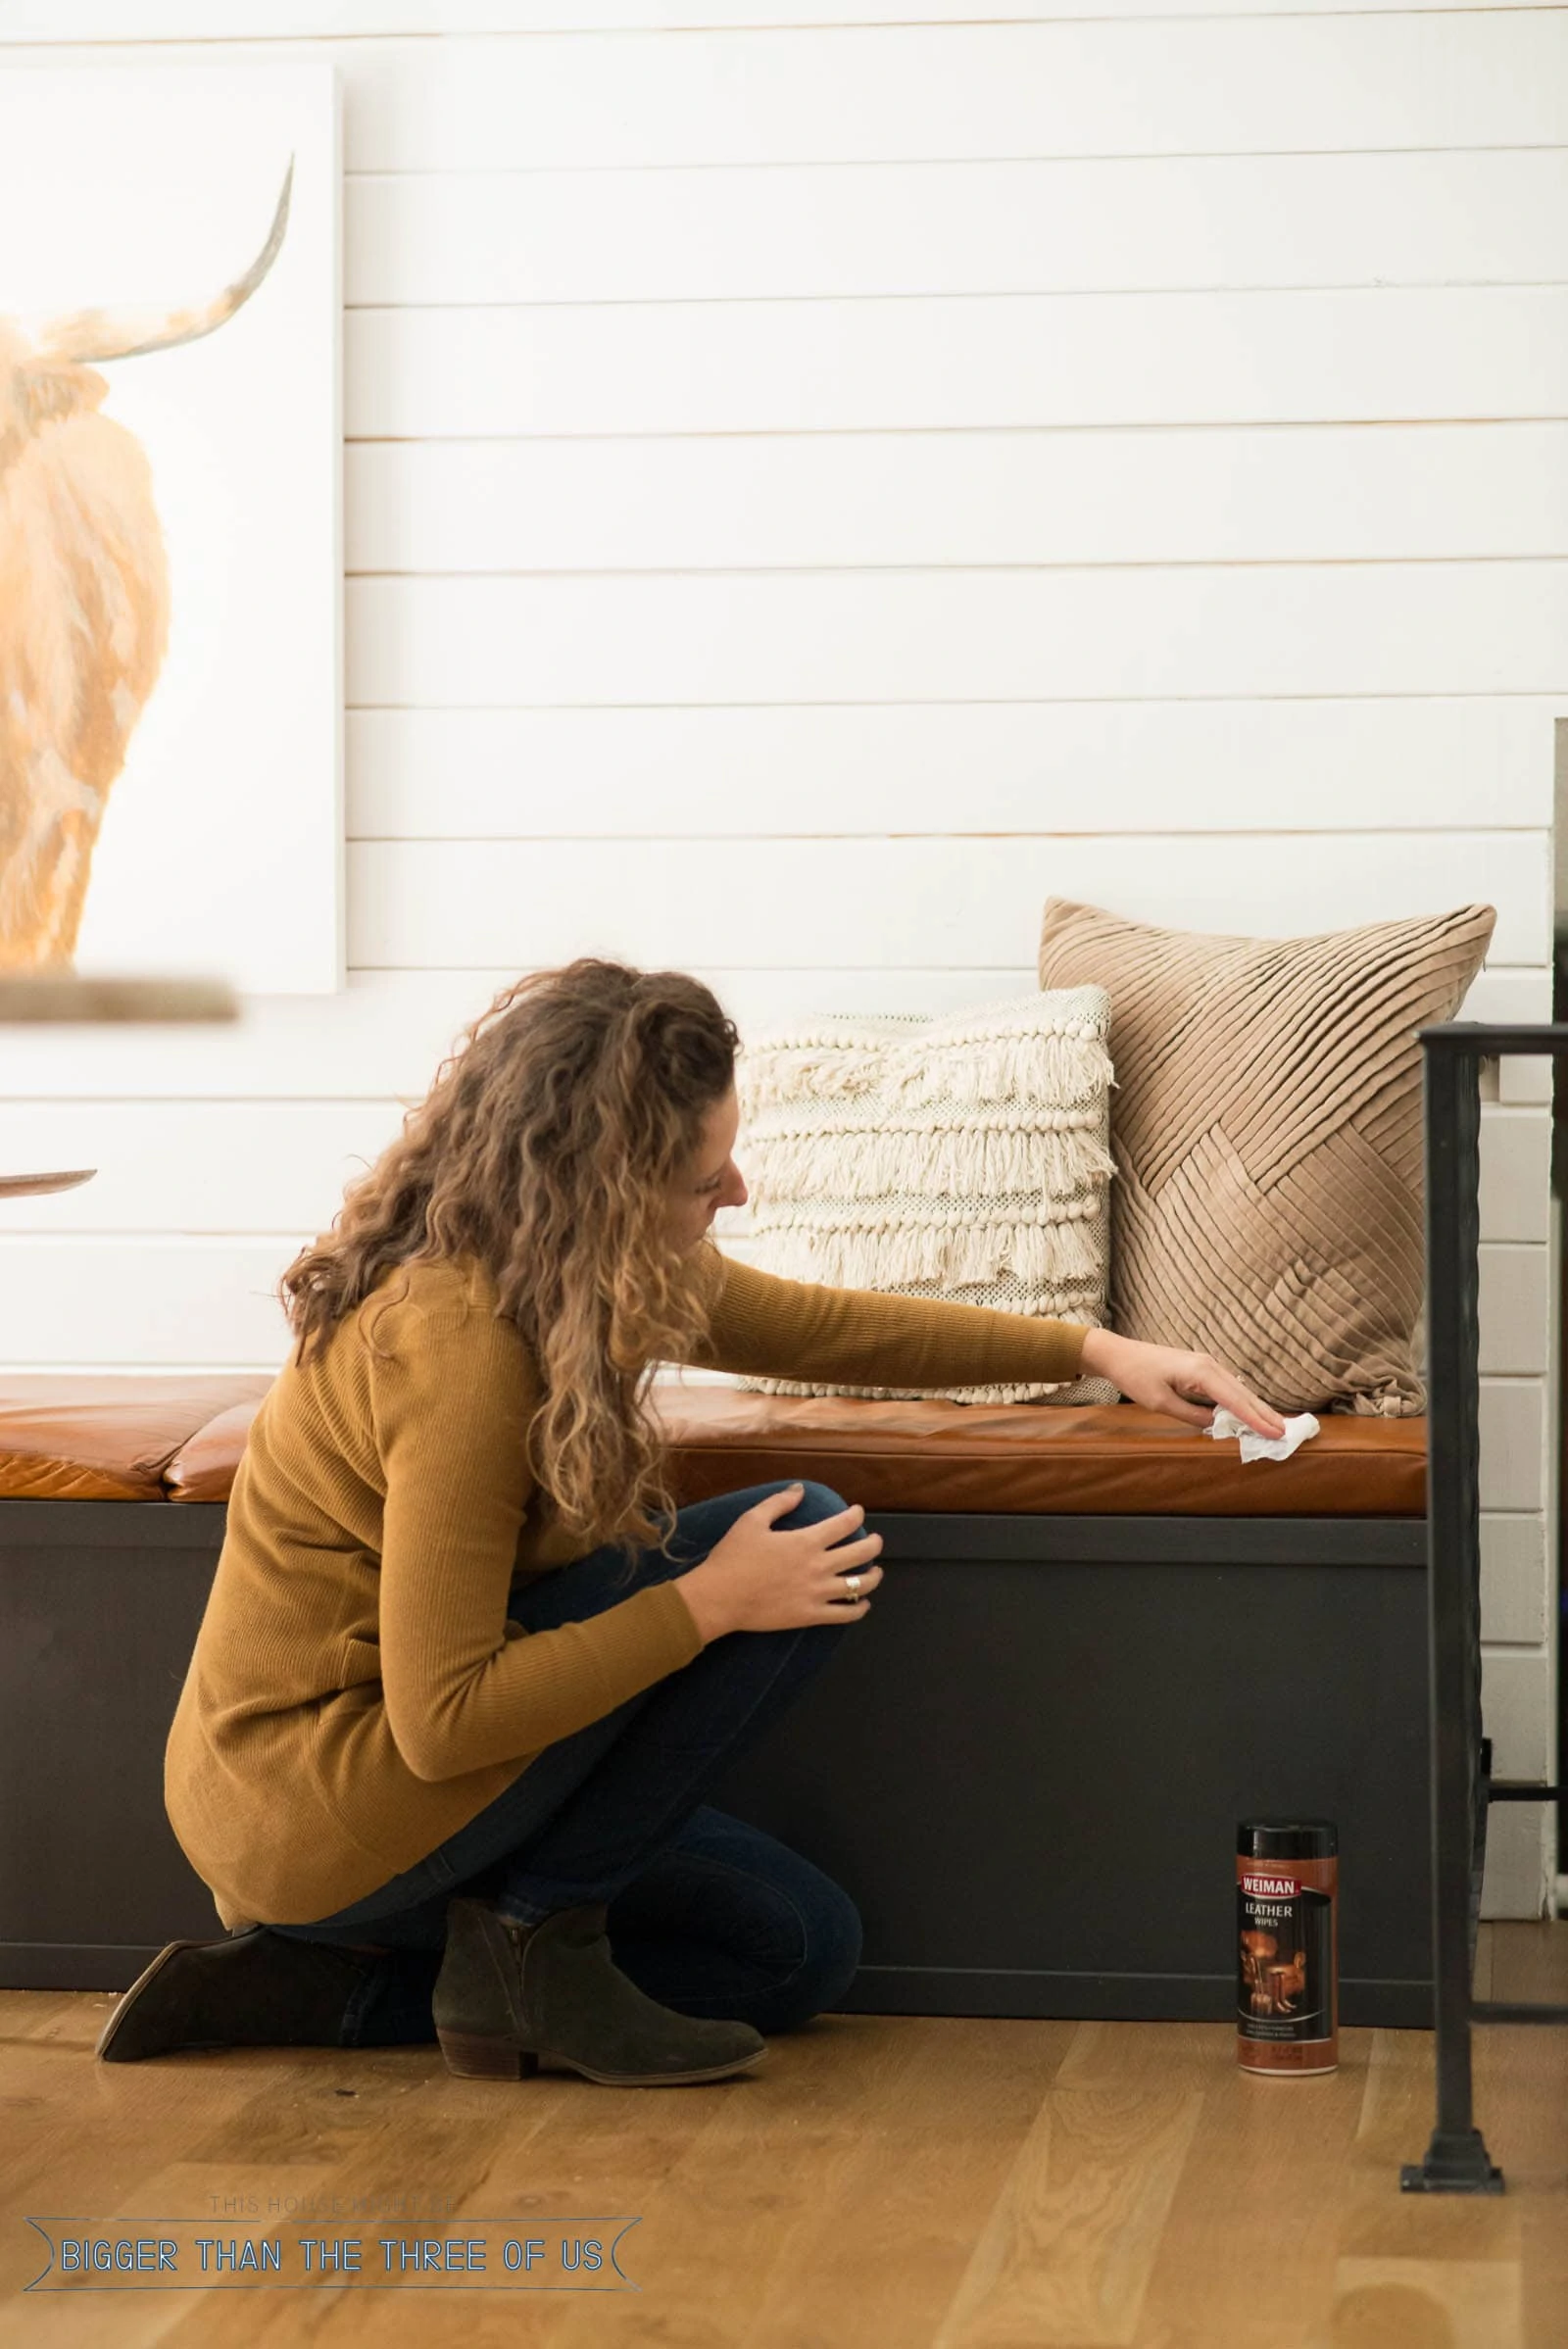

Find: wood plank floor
3;1925;1565;2347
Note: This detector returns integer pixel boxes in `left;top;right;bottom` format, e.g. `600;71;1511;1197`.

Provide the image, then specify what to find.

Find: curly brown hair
278;959;740;1565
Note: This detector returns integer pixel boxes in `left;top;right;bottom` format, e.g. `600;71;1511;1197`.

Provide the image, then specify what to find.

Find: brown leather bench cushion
0;1376;1425;1518
650;1389;1425;1518
0;1377;274;1500
165;1397;270;1503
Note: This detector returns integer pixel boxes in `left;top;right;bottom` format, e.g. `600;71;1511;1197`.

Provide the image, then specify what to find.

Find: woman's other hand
1079;1328;1288;1440
676;1485;884;1642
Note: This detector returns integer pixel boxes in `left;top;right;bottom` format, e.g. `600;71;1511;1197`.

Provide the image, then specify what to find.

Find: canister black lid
1238;1819;1337;1860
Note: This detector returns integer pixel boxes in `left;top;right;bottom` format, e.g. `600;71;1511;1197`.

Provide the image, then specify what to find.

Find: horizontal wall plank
285;18;1568;171
346;425;1568;575
346;155;1568;309
1477;968;1555;1106
12;21;1568;169
345;569;1568;710
0;963;1543;1102
222;18;1568;171
14;20;1568;164
1478;1801;1551;1921
1482;1649;1555;1780
1479;1378;1545;1514
347;702;1558;841
0;0;1537;35
344;834;1546;969
0;1241;302;1369
0;1104;405;1235
3;1102;1549;1258
346;288;1568;440
0;1231;1546;1414
1481;1513;1550;1645
1478;1109;1551;1243
1478;1244;1550;1378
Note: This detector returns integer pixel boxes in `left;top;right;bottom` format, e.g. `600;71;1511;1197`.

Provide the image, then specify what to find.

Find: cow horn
39;159;294;366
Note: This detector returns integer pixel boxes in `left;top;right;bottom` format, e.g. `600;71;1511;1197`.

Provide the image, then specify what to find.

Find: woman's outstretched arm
682;1244;1287;1436
682;1245;1090;1392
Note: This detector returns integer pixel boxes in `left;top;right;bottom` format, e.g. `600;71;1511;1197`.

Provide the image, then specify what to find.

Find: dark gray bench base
710;1512;1431;2028
1;1498;1430;2027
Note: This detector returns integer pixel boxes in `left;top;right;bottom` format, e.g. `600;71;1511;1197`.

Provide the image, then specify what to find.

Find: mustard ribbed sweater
164;1244;1089;1931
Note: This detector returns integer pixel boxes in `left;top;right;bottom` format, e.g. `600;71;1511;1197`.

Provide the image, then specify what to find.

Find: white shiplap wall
2;3;1559;1912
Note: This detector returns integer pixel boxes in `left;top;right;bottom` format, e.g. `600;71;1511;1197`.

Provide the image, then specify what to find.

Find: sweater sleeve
682;1245;1091;1391
368;1297;703;1784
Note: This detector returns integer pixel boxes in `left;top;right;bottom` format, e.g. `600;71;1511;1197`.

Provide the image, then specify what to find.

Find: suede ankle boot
94;1930;426;2062
432;1895;766;2087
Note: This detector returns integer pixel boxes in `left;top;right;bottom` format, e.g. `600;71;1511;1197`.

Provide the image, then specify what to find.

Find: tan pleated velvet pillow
1036;897;1498;1417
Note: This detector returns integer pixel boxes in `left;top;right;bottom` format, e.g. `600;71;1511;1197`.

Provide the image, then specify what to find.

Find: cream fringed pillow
1036;897;1498;1418
729;987;1120;1405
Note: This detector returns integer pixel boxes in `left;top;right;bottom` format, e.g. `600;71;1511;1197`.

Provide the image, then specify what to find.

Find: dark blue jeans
268;1482;866;2043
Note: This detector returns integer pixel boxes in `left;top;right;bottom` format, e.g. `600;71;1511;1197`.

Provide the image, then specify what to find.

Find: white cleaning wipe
1205;1405;1321;1463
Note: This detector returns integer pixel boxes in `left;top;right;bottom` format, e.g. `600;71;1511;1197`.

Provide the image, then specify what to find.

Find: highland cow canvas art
0;66;341;993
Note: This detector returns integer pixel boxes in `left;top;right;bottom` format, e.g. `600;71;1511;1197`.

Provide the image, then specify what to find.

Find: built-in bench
0;1377;1430;2024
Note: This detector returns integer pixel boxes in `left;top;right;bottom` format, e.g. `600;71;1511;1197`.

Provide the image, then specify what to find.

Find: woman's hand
1080;1327;1288;1440
675;1484;884;1642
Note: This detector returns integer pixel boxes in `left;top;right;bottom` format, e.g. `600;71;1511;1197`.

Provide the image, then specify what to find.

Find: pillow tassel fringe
746;1208;1104;1292
741;1029;1113;1113
732;985;1116;1405
739;1122;1116;1204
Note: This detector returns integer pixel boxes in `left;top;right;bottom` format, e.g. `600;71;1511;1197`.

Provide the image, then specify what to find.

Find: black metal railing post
1400;1022;1568;2195
1400;1033;1499;2191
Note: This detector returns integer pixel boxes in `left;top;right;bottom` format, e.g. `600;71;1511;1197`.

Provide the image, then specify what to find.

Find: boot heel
436;2030;538;2080
433;1895;765;2087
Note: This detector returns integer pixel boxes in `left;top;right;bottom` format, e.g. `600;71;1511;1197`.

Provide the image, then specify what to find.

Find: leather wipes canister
1236;1819;1339;2076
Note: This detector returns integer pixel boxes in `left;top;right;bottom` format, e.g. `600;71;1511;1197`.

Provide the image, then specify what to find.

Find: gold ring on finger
844;1574;861;1598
